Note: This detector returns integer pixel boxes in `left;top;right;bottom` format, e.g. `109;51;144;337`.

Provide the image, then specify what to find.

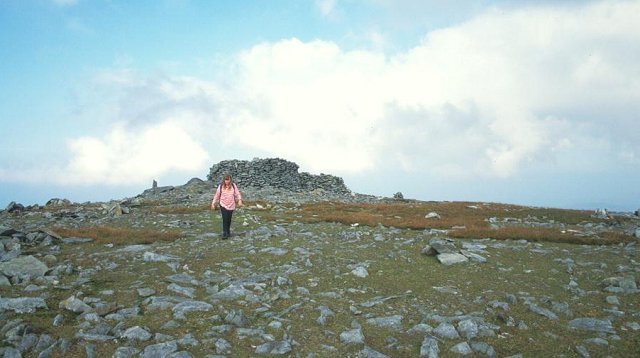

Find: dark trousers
220;206;234;237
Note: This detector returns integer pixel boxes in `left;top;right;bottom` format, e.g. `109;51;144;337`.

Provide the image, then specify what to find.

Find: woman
211;174;243;239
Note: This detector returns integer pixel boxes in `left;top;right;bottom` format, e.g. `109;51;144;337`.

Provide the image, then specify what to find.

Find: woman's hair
221;174;233;188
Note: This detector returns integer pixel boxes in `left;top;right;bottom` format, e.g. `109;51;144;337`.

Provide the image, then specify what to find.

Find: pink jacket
212;183;242;210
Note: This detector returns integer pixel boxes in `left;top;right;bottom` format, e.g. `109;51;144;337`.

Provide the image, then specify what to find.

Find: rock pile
207;158;351;195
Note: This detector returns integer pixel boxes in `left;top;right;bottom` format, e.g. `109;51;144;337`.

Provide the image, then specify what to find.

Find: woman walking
211;174;243;239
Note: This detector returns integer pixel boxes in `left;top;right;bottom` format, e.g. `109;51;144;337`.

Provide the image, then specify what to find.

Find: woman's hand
238;199;244;207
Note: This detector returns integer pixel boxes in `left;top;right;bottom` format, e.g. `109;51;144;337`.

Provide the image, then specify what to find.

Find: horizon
1;1;639;212
2;156;636;213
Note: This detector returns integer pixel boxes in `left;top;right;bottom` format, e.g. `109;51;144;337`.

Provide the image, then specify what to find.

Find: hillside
1;174;639;357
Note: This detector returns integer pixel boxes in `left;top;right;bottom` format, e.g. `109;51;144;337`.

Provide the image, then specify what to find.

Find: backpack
217;182;237;195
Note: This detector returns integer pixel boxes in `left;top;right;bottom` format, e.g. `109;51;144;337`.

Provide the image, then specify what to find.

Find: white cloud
316;0;337;17
61;121;208;185
8;0;637;188
220;0;640;178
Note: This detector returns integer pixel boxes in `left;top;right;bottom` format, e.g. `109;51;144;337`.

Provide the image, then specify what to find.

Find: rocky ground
1;180;639;357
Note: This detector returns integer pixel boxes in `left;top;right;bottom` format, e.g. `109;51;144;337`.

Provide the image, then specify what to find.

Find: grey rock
260;247;288;256
113;346;140;358
470;341;497;357
59;296;92;313
254;340;292;355
75;333;116;341
551;301;572;317
52;314;64;327
177;333;198;347
433;322;460;339
141;341;178;358
366;315;403;331
360;345;391;357
569;318;616;334
2;347;22;358
214;338;232;354
137;288;156;297
457;319;479;339
419;336;439;357
505;293;517;305
527;303;558;320
317;305;334;326
450;341;473;355
0;297;48;313
17;332;38;351
61;237;93;244
167;283;196;298
351;266;369;278
487;300;509;311
407;323;434;335
0;255;48;278
210;284;253;301
575;345;590;358
460;249;487;263
172;300;213;320
606;296;620;305
437;253;469;265
142;251;180;263
625;321;640;330
425;212;440;219
429;237;458;254
340;328;365;345
121;326;152;341
224;309;250;327
166;273;198;285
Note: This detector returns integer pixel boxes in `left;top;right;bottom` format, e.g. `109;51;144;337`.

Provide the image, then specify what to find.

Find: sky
1;0;639;211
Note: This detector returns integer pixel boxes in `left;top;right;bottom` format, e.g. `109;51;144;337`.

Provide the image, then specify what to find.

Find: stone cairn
207;158;351;195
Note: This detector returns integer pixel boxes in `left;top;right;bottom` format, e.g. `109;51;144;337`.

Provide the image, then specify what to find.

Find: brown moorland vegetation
259;201;635;245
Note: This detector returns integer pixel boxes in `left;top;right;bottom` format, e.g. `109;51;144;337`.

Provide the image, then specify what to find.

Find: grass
3;196;638;357
52;226;183;245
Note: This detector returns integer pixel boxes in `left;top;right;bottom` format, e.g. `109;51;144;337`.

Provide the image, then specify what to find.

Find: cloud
222;0;640;178
63;121;208;185
316;0;337;17
6;0;637;189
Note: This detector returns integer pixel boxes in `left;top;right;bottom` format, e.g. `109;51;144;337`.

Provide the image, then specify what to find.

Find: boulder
0;255;48;279
437;253;469;265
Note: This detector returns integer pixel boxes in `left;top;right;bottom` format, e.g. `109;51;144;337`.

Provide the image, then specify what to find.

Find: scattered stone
0;297;48;313
433;322;460;339
569;318;616;334
527;303;559;320
172;301;213;320
470;341;497;357
59;296;92;313
419;336;439;358
317;306;334;326
340;328;365;345
425;212;440;219
0;255;48;279
140;341;178;358
121;326;152;341
351;266;369;278
437;253;469;266
366;315;403;331
255;340;292;355
450;341;473;355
